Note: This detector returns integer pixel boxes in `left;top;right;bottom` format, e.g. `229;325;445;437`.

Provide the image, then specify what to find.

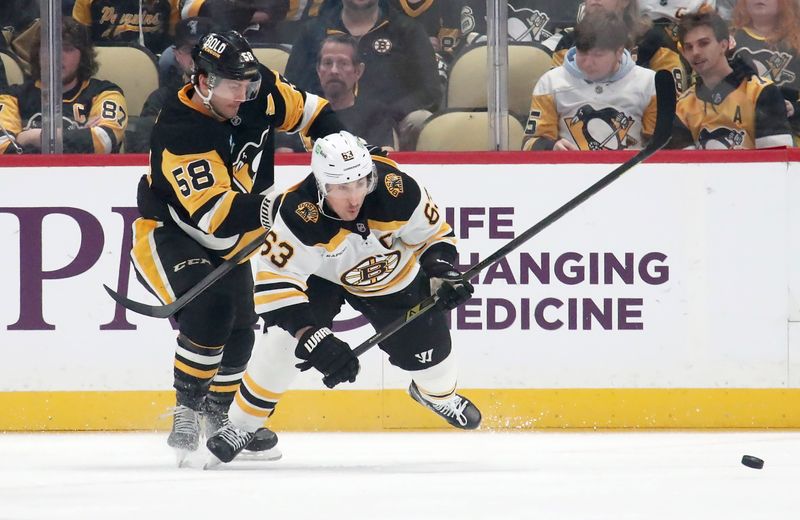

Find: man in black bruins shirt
133;30;345;464
670;11;793;149
0;18;128;154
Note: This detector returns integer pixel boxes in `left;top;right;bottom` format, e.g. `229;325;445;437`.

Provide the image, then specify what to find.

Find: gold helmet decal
296;201;319;223
565;105;637;150
341;251;401;287
385;173;404;197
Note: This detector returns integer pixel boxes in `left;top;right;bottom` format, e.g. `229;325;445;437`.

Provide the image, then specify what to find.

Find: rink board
1;150;800;430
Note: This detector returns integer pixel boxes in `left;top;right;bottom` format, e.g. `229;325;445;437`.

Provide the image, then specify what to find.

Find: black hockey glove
295;327;360;389
136;174;169;220
424;260;474;311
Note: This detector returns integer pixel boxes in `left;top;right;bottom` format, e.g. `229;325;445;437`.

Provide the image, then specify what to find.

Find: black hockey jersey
253;154;456;329
72;0;180;53
145;64;334;260
0;78;128;153
388;0;462;54
672;58;793;149
731;28;800;93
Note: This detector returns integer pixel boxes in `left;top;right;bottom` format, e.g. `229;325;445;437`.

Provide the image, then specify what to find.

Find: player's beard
62;70;78;88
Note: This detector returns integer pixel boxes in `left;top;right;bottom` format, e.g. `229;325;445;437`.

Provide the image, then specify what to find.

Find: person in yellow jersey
0;18;127;154
671;10;793;149
206;131;480;464
131;29;346;465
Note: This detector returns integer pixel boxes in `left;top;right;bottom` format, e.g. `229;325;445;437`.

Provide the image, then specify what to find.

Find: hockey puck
741;455;764;469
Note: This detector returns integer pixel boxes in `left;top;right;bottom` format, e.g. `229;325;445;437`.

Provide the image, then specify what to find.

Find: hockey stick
351;70;676;358
103;229;268;319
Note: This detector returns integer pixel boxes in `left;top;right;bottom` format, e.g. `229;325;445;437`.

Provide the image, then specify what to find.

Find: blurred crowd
0;0;797;153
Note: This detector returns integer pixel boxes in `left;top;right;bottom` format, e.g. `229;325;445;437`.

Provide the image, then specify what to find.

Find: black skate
202;401;280;455
206;423;256;465
408;382;481;430
166;405;201;466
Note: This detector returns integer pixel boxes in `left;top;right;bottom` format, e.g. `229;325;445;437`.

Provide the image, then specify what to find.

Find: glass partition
1;0;794;153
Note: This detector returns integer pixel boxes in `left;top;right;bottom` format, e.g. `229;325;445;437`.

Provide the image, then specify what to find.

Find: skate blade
238;447;282;462
203;447;282;470
173;448;196;468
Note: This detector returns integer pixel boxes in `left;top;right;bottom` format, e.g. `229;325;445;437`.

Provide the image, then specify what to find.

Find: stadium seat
252;45;291;75
0;50;25;86
415;111;524;151
94;45;159;117
446;44;552;118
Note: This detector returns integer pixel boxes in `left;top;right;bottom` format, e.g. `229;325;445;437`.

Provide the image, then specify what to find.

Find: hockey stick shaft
104;229;268;319
351;71;676;357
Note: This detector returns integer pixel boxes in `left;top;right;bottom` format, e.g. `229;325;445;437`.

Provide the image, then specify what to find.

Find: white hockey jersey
254;156;456;320
522;49;658;151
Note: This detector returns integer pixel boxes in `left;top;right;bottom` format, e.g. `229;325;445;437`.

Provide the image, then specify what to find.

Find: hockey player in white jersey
523;11;658;151
206;131;481;464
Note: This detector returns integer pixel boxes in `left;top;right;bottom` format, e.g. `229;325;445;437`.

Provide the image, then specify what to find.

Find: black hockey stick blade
351;71;676;358
103;230;268;319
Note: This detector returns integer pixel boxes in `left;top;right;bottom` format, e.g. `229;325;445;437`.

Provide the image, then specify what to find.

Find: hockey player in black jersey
206;131;481;464
131;30;346;465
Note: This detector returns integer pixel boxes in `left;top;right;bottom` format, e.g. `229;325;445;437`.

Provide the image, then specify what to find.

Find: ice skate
205;422;256;468
409;382;481;430
166;405;201;467
202;401;281;461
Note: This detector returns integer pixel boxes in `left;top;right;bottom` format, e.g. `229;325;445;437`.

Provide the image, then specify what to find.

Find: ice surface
0;431;795;519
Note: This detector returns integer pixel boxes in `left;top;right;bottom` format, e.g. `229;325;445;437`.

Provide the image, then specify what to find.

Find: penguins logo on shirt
385;173;404;197
698;127;746;150
565;105;637;150
341;251;402;287
296;202;319;223
507;6;551;42
233;128;270;180
735;47;796;86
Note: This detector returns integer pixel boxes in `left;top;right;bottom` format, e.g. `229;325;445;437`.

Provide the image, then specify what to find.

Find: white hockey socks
228;327;300;432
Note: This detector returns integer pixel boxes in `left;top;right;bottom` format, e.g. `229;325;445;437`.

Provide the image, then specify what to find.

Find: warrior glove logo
385;173;404;197
341;251;401;287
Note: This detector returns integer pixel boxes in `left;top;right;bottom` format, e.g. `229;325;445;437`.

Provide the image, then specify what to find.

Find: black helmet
193;30;260;82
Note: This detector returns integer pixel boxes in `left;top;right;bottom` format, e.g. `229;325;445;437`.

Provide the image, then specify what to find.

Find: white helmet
311;131;377;197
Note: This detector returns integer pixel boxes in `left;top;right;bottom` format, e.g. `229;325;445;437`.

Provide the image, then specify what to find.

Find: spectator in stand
284;0;440;150
546;0;687;95
671;10;793;149
0;0;41;70
127;16;214;152
179;0;289;44
522;11;658;151
730;0;800;138
277;34;395;151
72;0;180;54
0;17;128;154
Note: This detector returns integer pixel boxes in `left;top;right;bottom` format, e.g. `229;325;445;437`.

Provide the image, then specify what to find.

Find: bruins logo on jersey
385;173;404;197
565;105;637;150
735;48;796;87
296;201;319;223
698;127;746;150
341;251;401;287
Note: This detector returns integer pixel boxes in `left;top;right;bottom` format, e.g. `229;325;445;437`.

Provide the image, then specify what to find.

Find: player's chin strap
316;192;345;221
192;74;226;121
